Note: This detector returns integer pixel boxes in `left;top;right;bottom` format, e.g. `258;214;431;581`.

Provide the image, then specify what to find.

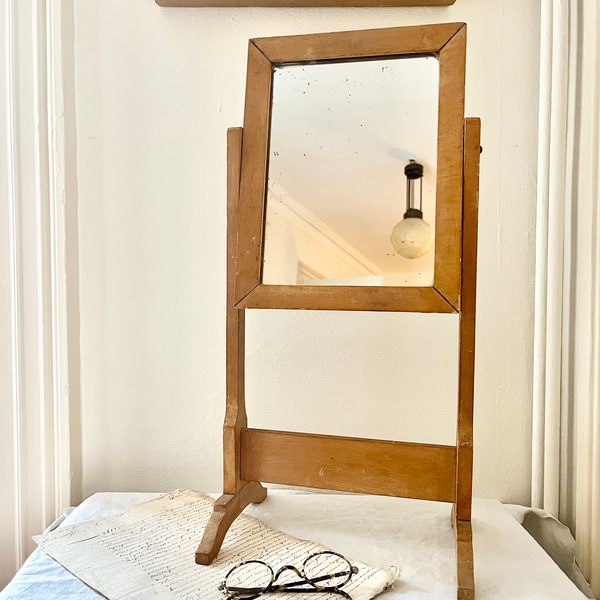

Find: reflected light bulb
390;209;434;259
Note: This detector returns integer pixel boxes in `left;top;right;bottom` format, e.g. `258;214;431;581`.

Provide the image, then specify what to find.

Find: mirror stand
196;119;481;600
195;128;268;567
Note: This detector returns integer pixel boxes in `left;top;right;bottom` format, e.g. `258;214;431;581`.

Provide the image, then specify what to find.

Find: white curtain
533;0;600;595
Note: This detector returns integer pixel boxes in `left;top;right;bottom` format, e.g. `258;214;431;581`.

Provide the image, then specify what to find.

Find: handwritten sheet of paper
34;490;398;600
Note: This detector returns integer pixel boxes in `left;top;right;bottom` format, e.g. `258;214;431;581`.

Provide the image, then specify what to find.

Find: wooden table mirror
196;23;481;600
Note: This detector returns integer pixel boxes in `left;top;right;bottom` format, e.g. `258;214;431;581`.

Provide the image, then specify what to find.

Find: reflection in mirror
263;56;439;287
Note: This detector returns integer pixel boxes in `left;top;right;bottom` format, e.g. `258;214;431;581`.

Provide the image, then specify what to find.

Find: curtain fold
572;0;600;591
532;0;570;520
533;0;600;595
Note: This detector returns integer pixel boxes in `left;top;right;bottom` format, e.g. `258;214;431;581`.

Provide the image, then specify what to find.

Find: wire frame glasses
219;550;359;599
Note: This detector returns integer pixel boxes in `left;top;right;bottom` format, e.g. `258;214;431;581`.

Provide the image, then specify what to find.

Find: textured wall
73;0;540;504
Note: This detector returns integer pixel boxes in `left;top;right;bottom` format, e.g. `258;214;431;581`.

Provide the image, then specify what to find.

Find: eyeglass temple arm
226;590;351;598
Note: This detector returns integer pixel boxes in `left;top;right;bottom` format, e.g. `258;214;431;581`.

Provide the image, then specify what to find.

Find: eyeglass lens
225;560;273;595
303;552;354;590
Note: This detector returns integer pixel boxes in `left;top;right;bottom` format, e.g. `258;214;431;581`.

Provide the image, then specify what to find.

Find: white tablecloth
0;490;590;599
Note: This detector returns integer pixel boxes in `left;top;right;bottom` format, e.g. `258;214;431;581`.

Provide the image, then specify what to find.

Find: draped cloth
533;1;600;595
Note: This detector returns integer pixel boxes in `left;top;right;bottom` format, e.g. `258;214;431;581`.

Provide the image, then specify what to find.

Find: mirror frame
234;23;466;313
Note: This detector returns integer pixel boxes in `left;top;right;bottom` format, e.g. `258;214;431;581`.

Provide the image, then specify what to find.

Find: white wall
73;0;540;505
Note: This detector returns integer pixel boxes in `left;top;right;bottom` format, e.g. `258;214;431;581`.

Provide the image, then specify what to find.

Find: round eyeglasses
219;550;359;599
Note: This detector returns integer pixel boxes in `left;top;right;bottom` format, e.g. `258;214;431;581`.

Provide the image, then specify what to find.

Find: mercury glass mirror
234;24;466;313
264;56;439;289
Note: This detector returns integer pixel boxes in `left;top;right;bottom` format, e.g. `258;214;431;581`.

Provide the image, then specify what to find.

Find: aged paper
35;490;398;600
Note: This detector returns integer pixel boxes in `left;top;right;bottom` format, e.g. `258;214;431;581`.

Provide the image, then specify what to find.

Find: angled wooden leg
195;480;267;565
196;127;267;566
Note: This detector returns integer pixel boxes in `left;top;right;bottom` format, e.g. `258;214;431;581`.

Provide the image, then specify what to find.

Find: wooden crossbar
240;428;457;502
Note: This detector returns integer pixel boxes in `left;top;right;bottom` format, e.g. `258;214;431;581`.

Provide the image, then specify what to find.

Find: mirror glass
263;56;439;287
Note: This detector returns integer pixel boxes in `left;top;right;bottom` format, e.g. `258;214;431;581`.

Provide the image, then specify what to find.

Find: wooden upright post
195;128;266;566
453;117;481;599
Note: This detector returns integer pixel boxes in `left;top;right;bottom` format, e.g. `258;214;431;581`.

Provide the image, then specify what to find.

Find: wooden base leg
195;481;267;565
452;506;475;600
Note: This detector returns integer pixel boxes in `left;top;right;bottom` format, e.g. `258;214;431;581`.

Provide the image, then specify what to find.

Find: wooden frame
156;1;456;7
196;26;481;600
234;24;466;313
197;119;481;597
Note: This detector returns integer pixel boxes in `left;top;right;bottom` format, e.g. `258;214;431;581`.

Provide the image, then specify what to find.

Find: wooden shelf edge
156;1;456;7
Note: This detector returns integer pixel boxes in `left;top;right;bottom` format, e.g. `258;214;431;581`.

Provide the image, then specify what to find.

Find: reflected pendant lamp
390;160;433;259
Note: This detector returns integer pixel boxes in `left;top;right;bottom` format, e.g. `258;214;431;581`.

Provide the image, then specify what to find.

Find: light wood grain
234;43;272;305
241;428;457;502
235;284;456;312
453;513;475;600
223;128;256;494
432;24;466;310
196;130;266;565
206;25;479;600
455;118;480;521
235;23;467;313
254;23;464;63
195;481;267;565
156;0;456;6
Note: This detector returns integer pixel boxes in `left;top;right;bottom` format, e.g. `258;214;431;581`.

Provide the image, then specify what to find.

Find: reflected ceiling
265;56;439;286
